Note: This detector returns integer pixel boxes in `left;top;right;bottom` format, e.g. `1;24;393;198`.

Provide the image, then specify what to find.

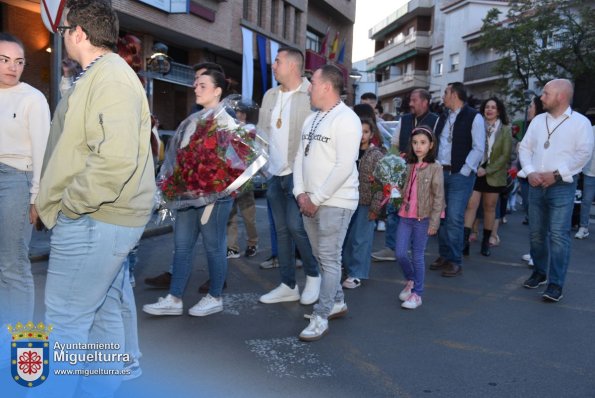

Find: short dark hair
277;46;304;71
480;96;509;125
199;69;228;98
318;64;344;94
0;32;24;50
66;0;118;50
360;92;377;101
447;82;467;102
375;103;384;114
192;62;224;74
411;88;431;103
353;103;376;120
405;125;437;164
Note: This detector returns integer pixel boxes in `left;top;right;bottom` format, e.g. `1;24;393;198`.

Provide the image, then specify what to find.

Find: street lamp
349;69;362;106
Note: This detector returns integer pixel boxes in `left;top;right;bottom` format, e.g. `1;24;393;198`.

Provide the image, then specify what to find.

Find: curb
29;224;173;263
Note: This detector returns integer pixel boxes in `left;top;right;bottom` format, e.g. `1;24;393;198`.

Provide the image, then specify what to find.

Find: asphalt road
5;198;595;397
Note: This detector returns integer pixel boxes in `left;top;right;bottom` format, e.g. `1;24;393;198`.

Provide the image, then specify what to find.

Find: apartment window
408;26;415;36
294;11;301;46
243;0;249;20
434;58;443;76
257;0;265;28
450;53;459;72
283;4;291;40
306;30;320;53
271;0;278;34
404;62;413;75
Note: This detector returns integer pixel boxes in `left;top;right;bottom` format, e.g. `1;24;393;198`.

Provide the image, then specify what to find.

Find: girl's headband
411;126;435;140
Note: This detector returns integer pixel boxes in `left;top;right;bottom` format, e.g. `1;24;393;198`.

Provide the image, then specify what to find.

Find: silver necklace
304;101;341;157
544;113;570;149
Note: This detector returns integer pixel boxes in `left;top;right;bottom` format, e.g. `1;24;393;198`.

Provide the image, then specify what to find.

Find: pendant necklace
304;101;341;156
544;113;570;149
276;91;293;129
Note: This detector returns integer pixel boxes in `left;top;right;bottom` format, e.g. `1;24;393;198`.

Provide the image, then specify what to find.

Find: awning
370;49;418;71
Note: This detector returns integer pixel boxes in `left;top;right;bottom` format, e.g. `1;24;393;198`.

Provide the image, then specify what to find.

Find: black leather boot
481;229;491;256
463;227;471;256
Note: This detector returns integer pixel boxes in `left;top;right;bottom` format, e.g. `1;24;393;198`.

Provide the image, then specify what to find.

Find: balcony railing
369;0;434;39
368;32;431;71
151;61;195;87
377;70;429;96
463;60;501;83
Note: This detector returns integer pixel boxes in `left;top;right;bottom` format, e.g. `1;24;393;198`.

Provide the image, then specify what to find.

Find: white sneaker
299;315;328;342
398;280;414;301
295;258;303;268
142;294;183;316
342;277;361;289
371;247;396;261
376;221;386;231
575;227;590;239
401;293;422;309
521;254;532;262
300;275;321;305
188;294;223;316
259;283;300;304
304;301;348;320
259;256;279;269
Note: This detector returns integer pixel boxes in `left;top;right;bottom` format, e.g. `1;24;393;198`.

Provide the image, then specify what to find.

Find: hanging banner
40;0;67;33
257;34;268;94
241;27;254;101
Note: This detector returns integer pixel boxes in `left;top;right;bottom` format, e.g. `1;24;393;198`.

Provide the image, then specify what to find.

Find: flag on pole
329;32;340;60
336;39;346;64
319;27;330;56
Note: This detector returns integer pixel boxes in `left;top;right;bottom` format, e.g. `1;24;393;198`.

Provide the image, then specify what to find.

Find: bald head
541;78;574;116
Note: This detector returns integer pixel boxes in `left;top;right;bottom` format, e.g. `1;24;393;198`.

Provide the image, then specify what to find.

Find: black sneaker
542;283;563;302
523;272;547;289
245;245;258;257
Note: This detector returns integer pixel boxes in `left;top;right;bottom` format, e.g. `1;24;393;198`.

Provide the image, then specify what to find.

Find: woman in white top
0;33;51;328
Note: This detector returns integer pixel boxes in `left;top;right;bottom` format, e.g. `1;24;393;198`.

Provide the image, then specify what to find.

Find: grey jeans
303;206;354;319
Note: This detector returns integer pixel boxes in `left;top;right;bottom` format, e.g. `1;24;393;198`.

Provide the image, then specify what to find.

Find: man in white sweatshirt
293;64;362;341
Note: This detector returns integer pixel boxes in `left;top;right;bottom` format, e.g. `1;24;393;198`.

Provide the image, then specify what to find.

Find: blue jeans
122;256;141;361
579;175;595;228
169;197;233;298
342;205;375;279
38;213;144;398
395;217;430;296
303;206;354;319
519;177;529;218
384;204;400;250
528;177;577;287
266;175;319;288
438;172;476;265
0;163;33;367
266;200;278;257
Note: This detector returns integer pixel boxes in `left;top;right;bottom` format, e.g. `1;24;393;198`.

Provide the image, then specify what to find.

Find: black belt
442;165;452;171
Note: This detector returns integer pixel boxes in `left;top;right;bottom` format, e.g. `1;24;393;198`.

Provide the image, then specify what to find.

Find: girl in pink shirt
395;126;445;309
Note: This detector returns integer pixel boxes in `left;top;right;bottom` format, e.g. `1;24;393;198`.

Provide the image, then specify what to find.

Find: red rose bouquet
157;100;268;211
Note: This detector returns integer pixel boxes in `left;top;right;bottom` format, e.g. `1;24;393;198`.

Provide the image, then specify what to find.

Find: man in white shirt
257;47;321;306
294;65;362;341
518;78;593;302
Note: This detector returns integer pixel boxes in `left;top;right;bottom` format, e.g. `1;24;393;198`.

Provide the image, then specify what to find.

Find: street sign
40;0;67;33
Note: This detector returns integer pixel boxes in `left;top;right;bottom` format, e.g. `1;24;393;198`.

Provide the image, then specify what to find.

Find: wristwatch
553;170;562;182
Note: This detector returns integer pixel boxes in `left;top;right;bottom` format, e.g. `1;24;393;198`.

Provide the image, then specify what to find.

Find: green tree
480;0;595;114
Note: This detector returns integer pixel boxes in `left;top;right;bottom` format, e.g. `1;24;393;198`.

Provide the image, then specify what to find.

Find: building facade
0;0;355;128
365;0;509;114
